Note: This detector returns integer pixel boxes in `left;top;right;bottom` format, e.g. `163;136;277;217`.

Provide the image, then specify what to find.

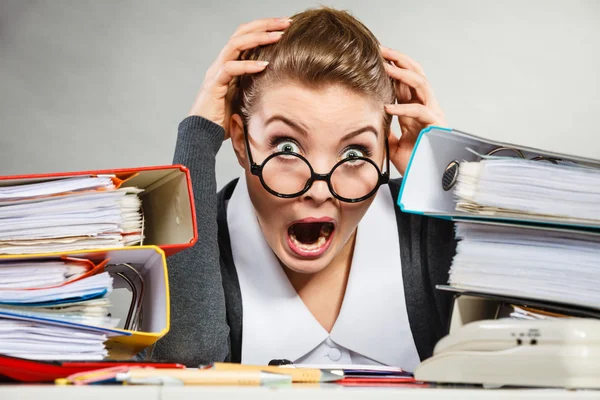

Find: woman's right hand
188;17;292;140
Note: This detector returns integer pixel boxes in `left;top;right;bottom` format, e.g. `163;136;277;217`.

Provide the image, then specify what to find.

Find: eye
341;148;365;160
275;140;300;154
268;136;304;156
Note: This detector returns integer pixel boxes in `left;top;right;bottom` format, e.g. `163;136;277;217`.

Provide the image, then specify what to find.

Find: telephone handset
414;318;600;389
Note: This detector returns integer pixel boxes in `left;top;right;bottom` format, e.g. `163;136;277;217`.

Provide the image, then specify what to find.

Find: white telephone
414;318;600;389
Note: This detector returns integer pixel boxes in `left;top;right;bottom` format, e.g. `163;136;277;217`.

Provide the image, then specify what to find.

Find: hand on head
380;46;448;174
188;15;447;175
187;17;291;139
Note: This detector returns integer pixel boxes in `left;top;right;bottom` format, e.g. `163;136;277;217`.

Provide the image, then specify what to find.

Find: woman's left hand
380;45;448;175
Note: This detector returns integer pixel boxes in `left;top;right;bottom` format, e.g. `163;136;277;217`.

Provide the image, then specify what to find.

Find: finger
386;129;414;175
384;63;435;106
394;81;412;104
384;103;441;126
213;60;269;87
398;117;426;137
218;31;284;65
205;20;289;81
232;17;292;37
387;130;400;154
387;129;400;144
206;31;282;80
380;45;426;77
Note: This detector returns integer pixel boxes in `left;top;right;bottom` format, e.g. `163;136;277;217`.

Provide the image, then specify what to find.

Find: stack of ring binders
398;126;600;389
0;165;198;363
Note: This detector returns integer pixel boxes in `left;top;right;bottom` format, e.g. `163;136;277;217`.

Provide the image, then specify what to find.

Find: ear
229;113;249;169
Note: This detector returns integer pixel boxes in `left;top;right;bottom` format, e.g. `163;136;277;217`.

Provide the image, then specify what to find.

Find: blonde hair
230;7;395;133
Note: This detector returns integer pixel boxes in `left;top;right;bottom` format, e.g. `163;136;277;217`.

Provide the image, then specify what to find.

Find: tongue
293;223;323;244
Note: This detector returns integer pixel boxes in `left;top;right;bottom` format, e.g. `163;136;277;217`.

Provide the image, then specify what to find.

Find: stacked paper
0;258;117;360
0;320;109;360
0;260;89;289
508;305;565;320
454;157;600;224
0;272;112;304
449;221;600;309
0;176;144;254
0;259;116;324
0;298;113;326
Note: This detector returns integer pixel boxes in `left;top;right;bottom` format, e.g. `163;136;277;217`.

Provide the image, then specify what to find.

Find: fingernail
279;18;293;23
268;31;285;37
257;61;269;66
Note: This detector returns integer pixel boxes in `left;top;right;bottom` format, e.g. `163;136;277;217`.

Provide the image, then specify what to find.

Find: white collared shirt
227;174;420;370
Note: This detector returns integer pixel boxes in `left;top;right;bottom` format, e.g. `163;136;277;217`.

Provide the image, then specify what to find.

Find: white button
328;347;342;361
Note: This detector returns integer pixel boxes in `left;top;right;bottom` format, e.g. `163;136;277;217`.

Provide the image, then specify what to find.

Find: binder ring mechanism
442;146;564;191
105;263;145;332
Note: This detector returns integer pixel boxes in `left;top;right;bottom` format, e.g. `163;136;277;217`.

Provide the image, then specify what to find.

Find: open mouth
287;220;335;258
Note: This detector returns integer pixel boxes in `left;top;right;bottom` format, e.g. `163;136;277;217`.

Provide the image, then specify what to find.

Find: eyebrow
264;115;379;141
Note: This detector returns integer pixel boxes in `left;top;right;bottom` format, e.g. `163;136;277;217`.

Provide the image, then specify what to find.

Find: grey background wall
1;0;599;188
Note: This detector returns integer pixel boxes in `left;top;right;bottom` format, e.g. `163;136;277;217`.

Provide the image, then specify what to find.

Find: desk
1;385;599;399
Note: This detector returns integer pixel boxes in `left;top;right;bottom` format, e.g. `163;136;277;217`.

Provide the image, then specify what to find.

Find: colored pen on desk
116;368;292;386
211;362;342;383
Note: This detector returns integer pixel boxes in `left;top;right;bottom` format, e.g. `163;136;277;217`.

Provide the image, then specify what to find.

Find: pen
211;362;342;383
116;368;292;386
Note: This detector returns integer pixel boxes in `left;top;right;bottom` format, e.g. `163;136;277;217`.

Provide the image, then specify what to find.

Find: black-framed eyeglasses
244;128;390;203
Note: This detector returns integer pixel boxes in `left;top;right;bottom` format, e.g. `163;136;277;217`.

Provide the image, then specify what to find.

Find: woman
152;7;456;370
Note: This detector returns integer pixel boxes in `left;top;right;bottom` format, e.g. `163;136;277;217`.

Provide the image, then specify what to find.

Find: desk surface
1;385;599;400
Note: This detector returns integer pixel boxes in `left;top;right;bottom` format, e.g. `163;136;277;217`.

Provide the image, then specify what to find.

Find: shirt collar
227;174;419;369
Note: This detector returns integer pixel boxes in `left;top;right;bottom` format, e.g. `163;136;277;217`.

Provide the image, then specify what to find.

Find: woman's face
235;83;387;274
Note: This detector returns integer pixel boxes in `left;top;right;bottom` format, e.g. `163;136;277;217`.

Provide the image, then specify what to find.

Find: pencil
211;362;342;383
116;368;291;386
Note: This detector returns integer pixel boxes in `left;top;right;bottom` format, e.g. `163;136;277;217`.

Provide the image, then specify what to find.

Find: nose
302;172;334;205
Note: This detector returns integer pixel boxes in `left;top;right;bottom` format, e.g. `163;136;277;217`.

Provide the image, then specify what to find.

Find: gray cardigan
151;116;457;367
